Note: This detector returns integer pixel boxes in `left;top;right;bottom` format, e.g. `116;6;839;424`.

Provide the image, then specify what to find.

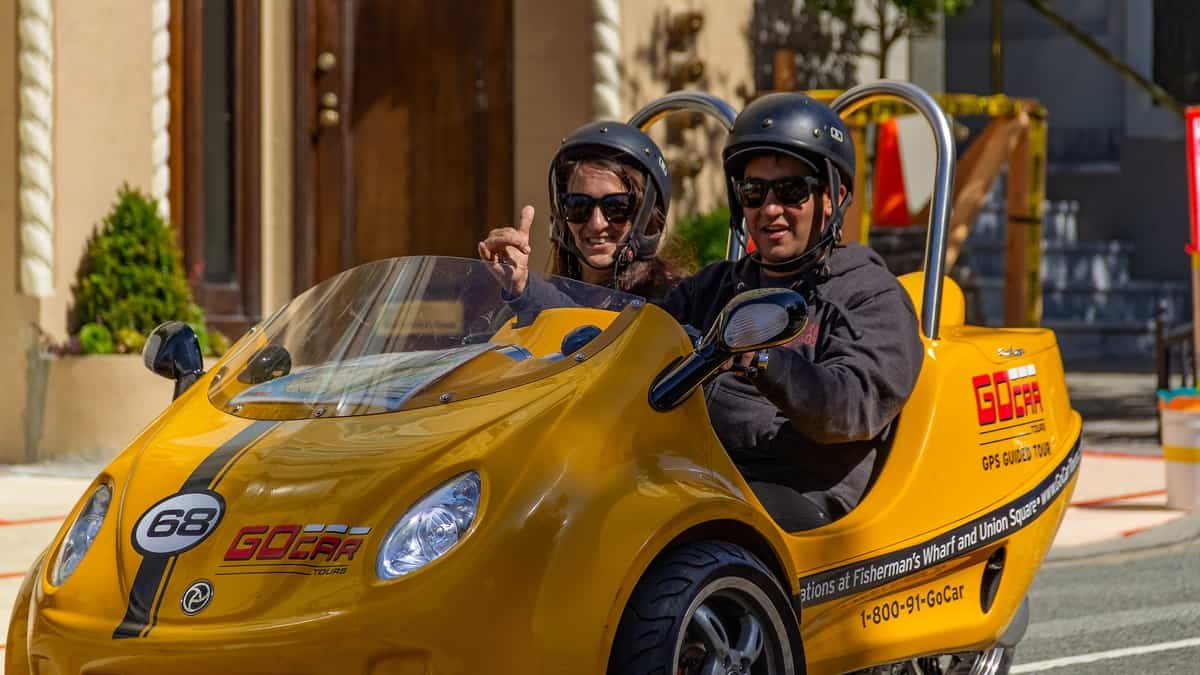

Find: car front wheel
608;541;804;675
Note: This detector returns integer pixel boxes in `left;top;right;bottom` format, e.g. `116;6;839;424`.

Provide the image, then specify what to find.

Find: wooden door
169;0;262;335
294;0;513;292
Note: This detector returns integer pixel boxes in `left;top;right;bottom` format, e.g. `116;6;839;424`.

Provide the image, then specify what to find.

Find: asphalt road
1012;537;1200;674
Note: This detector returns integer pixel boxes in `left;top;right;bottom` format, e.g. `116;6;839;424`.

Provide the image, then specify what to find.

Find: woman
478;121;690;301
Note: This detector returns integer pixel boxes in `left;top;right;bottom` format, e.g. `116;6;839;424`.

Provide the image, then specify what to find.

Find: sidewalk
0;464;93;659
1050;370;1194;550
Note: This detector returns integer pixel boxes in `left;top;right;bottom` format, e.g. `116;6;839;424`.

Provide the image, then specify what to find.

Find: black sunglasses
559;192;637;225
734;176;821;209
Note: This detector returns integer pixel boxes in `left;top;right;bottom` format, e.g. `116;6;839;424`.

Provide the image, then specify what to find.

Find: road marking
0;515;64;527
1070;488;1166;508
1081;449;1162;461
1011;637;1200;672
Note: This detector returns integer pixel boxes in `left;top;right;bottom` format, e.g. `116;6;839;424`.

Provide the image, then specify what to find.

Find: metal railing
1154;300;1195;392
1154;300;1195;444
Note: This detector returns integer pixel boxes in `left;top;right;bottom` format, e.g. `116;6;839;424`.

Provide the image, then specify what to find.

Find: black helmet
547;121;671;281
722;93;855;274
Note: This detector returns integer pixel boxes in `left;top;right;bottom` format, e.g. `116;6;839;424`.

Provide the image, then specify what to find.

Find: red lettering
1022;383;1032;414
310;536;341;561
256;525;300;560
225;525;269;561
993;371;1013;421
1030;382;1042;414
333;538;363;562
1013;382;1026;417
289;535;318;560
973;374;996;425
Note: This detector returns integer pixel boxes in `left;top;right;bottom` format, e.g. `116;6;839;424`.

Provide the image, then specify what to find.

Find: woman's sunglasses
560;192;637;225
734;176;821;209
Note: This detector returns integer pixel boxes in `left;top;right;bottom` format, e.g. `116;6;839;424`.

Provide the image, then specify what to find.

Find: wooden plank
773;49;796;91
1005;113;1043;327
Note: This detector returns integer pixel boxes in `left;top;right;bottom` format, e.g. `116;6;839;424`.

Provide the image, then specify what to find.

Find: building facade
0;0;767;464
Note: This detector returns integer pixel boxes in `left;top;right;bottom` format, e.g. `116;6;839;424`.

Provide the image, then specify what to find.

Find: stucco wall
0;0;39;463
46;0;154;338
621;0;755;222
513;0;594;273
261;0;294;315
0;1;156;464
624;1;753;222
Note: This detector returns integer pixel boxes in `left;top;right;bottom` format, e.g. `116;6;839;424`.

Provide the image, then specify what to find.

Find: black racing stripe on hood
113;420;278;640
112;556;170;639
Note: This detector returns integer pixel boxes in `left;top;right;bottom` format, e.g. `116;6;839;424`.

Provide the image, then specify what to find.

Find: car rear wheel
608;541;804;675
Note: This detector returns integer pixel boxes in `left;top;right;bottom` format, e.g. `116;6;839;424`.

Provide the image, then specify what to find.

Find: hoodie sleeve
653;273;696;326
752;279;924;444
504;275;578;314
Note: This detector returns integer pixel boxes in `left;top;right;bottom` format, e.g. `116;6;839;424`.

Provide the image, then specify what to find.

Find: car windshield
208;256;643;420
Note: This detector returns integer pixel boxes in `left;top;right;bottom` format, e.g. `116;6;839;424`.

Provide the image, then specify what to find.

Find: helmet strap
611;179;659;281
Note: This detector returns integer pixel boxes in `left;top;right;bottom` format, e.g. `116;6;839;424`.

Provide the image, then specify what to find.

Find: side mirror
143;321;205;400
649;288;807;412
237;345;292;384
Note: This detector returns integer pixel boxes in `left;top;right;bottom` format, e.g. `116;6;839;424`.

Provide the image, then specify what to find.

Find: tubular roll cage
628;81;957;341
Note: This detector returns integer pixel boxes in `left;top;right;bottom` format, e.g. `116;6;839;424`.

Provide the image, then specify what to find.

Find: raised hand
478;205;535;295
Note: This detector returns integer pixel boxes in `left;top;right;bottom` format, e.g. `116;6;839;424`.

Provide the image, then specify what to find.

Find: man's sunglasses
734;176;821;209
559;192;637;224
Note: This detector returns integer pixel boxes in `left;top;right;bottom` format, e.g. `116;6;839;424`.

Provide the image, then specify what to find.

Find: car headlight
51;483;112;586
377;471;481;580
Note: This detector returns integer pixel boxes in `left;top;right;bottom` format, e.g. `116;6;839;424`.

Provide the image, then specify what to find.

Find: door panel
170;0;262;335
295;0;513;293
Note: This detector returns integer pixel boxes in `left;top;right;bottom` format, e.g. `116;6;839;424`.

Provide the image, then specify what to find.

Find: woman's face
565;163;633;272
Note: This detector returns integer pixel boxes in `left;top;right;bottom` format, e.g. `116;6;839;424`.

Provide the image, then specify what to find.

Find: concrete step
968;199;1082;244
965;278;1191;326
958;239;1134;287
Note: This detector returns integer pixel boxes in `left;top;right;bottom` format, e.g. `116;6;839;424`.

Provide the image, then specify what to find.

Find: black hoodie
657;243;924;515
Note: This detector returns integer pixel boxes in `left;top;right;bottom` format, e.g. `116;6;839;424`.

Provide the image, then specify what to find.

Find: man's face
741;154;831;264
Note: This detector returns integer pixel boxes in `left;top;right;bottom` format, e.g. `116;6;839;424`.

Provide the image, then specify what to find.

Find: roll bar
831;81;956;341
627;90;738;133
627;92;746;261
629;82;956;340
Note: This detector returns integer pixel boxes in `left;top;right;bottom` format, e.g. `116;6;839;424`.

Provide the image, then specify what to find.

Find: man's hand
720;352;757;378
478;205;535;295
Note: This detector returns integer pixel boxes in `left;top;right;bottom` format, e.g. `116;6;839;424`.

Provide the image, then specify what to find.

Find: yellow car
7;84;1079;675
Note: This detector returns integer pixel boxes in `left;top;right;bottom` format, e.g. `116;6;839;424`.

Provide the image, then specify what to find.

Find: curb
1046;511;1200;562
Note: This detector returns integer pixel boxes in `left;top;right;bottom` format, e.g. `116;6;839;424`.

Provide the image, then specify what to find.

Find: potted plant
30;186;228;464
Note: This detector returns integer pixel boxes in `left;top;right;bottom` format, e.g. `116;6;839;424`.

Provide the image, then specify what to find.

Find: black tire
608;541;805;675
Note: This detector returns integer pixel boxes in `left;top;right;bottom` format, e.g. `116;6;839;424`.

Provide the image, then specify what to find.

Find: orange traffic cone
872;118;910;227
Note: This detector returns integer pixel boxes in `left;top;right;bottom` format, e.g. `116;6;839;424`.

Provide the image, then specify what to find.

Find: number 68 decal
132;491;227;556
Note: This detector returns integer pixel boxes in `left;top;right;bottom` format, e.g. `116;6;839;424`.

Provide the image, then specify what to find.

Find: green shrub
674;206;732;268
112;327;146;355
69;185;220;356
78;323;114;355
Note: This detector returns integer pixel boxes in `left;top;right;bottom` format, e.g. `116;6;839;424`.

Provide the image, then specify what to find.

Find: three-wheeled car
6;82;1079;675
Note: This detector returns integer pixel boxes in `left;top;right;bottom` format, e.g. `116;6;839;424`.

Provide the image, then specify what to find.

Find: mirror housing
649;288;807;412
143;321;205;399
237;345;292;385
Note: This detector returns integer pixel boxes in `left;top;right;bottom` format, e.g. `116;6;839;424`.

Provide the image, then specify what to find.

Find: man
657;92;924;531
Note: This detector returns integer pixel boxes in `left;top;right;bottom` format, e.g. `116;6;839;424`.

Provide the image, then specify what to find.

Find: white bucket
1159;408;1200;511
